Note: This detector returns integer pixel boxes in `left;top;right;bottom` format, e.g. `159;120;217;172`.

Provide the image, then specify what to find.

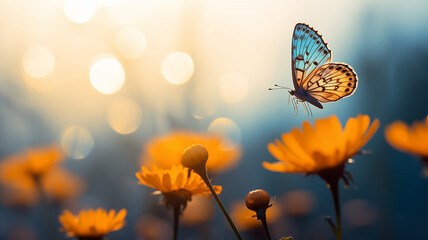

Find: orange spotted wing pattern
290;23;357;107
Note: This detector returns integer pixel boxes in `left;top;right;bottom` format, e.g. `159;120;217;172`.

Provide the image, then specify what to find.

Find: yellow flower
263;115;379;174
0;175;38;207
141;131;241;173
0;144;64;180
0;155;39;207
59;208;127;238
0;145;82;206
181;197;214;226
136;164;222;198
385;115;428;158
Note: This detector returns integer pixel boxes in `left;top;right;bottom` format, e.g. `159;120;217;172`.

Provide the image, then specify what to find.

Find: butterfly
270;23;358;116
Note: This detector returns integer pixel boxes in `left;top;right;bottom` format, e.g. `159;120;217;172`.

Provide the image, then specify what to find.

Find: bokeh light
90;56;125;94
282;190;316;217
114;28;147;60
64;0;97;24
192;100;215;119
97;0;116;7
161;52;194;85
107;98;142;134
208;117;241;145
60;125;94;160
181;197;214;226
343;199;378;227
219;72;249;103
22;46;55;79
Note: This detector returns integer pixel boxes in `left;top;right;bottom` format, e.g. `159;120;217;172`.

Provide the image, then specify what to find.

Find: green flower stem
260;216;272;240
329;179;342;240
172;204;180;240
200;172;243;240
35;177;57;240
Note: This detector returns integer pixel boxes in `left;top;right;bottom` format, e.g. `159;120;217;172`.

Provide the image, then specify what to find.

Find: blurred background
0;0;428;239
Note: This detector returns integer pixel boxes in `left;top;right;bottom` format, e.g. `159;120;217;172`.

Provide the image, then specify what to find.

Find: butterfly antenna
269;84;292;91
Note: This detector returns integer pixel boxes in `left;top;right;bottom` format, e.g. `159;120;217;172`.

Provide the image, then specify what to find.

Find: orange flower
0;155;39;207
385;115;428;158
181;197;214;226
0;144;82;206
141;131;241;173
136;164;221;198
263;115;379;174
59;208;127;238
0;144;64;180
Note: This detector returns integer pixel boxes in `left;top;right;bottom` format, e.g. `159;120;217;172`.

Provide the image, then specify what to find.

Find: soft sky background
1;0;428;239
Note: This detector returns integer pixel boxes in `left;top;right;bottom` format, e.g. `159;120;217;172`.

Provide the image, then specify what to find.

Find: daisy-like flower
59;208;127;240
263;115;379;240
136;164;221;209
0;144;64;181
263;115;379;180
385;115;428;158
136;164;221;240
0;145;83;207
141;131;241;173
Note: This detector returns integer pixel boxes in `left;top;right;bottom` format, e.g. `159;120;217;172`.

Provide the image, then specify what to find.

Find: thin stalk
260;217;272;240
172;205;180;240
329;180;342;240
200;172;243;240
35;178;57;240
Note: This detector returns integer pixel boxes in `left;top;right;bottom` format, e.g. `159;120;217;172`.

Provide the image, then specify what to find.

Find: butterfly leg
294;99;299;116
302;100;309;117
306;102;313;117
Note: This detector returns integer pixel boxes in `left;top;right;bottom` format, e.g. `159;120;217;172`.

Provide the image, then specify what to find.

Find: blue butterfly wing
292;23;332;91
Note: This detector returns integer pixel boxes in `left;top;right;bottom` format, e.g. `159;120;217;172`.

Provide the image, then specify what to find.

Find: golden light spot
161;52;194;85
208;117;241;146
64;0;97;24
219;72;249;103
192;101;215;119
90;56;125;94
22;46;55;78
107;98;142;134
60;126;94;160
114;28;147;60
97;0;116;7
343;199;377;226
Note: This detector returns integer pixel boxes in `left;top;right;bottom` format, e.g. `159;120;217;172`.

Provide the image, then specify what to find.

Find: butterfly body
289;88;323;109
272;23;358;114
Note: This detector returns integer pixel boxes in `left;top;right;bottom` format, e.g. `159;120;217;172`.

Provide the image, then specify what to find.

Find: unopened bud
182;144;208;176
246;189;270;212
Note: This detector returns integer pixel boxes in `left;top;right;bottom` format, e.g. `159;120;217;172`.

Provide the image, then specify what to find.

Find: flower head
0;145;82;207
141;131;241;173
246;189;270;211
385;115;428;158
246;189;272;221
136;164;221;211
0;144;64;181
263;115;379;175
59;208;127;239
182;144;208;176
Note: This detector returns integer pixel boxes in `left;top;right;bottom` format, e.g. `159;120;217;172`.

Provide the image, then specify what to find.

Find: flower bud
182;144;208;176
245;189;270;212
